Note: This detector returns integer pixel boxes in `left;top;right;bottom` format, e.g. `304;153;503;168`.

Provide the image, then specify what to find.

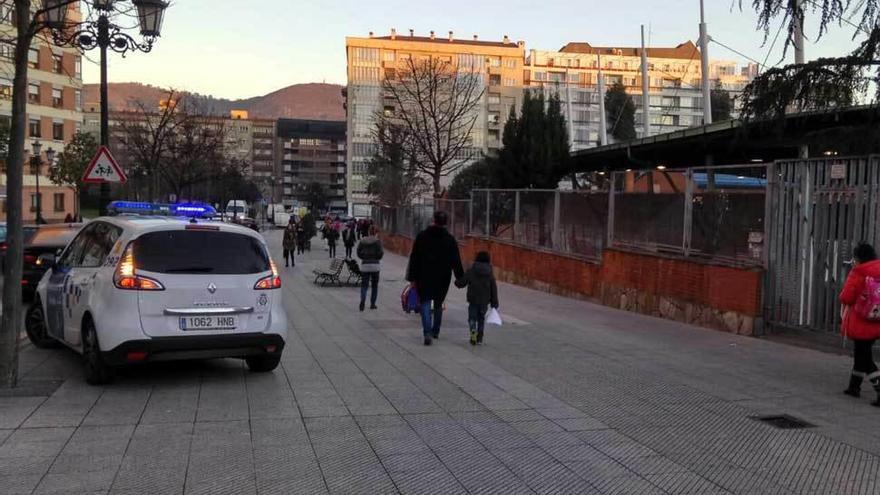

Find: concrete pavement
0;228;878;494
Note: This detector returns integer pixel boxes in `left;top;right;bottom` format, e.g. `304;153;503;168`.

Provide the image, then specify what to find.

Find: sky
83;0;864;100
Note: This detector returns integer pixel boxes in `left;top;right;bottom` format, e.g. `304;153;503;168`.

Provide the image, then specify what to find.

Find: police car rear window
133;231;270;274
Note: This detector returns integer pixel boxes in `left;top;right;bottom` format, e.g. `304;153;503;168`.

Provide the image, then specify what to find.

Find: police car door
44;223;94;342
65;222;121;346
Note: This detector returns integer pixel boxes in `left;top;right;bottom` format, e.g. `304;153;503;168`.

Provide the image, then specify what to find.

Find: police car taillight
254;259;281;290
114;244;165;291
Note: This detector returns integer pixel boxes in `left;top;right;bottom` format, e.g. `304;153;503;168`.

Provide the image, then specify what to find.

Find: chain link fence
610;165;767;266
375;164;767;266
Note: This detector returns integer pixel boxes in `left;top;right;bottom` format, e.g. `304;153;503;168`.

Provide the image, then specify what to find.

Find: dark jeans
297;242;305;255
853;339;878;376
345;244;354;258
283;249;294;266
328;244;336;258
420;299;443;337
360;271;379;306
468;303;488;334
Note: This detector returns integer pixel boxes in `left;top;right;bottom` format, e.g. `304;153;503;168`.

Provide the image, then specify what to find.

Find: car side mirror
37;253;56;269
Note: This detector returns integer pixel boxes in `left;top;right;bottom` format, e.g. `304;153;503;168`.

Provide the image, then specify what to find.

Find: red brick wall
378;231;763;330
600;249;762;317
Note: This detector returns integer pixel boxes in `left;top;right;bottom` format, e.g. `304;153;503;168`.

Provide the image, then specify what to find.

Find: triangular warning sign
83;146;127;184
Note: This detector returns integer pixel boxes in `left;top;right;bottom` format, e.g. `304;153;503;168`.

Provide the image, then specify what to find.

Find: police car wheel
24;298;58;349
82;320;113;385
246;354;281;373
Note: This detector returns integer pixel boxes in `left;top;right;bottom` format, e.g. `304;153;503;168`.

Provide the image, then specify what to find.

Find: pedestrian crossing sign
82;146;127;184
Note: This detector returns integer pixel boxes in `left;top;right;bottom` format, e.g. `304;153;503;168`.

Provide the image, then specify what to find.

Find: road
0;228;878;494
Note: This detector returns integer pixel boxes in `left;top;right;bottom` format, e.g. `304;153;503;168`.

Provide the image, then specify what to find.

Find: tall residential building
345;30;526;210
524;42;755;151
276;119;346;212
0;3;84;222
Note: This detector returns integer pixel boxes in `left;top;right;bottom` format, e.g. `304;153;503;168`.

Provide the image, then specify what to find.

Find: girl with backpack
839;243;880;406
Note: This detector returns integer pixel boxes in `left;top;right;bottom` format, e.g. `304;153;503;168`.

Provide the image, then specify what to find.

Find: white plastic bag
486;308;503;326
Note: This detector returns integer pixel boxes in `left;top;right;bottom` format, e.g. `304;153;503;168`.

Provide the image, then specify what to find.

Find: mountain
82;82;346;121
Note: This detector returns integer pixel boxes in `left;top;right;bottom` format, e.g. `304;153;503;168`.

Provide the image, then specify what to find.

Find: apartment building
83;106;279;201
276;119;346;212
0;2;84;222
525;42;755;150
345;29;526;209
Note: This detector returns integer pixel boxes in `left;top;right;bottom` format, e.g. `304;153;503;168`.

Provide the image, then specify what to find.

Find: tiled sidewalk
0;230;877;494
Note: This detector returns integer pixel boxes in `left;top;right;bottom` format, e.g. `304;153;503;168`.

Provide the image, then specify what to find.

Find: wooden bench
313;258;345;286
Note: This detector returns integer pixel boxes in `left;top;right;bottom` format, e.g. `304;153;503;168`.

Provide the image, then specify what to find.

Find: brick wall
378;231;763;336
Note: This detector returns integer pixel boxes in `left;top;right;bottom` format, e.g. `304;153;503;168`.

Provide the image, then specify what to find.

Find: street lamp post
43;0;169;215
29;141;56;225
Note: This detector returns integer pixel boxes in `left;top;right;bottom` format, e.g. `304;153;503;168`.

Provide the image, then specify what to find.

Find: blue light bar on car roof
108;201;217;219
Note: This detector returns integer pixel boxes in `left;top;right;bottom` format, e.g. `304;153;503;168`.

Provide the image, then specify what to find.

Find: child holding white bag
455;251;499;346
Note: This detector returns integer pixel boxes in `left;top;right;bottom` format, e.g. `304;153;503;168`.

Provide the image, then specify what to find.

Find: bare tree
366;120;429;208
1;0;81;388
116;89;182;201
378;56;484;197
161;110;227;199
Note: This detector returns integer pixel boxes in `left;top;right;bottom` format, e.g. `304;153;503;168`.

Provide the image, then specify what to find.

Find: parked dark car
21;223;82;301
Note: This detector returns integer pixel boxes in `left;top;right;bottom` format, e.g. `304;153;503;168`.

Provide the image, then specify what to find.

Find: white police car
24;208;287;384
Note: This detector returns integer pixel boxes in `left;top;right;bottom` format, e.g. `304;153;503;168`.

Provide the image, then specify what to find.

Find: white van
225;200;249;220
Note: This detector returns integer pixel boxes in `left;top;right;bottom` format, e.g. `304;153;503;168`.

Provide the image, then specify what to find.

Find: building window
52;87;62;107
28;82;39;103
52;121;63;140
75;56;81;78
29;118;40;137
487;56;501;67
504;58;516;69
488;95;500;105
75;89;81;111
0;77;11;98
382;50;395;62
53;193;65;212
534;71;546;81
0;42;12;60
488;113;500;125
28;47;38;69
52;53;63;74
0;3;12;23
489;74;501;86
30;193;41;212
503;77;516;87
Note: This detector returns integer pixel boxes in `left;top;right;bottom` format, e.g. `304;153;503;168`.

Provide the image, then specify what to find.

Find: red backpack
854;276;880;321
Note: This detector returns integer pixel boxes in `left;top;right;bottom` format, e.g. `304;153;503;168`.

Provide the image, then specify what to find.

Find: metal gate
765;156;880;334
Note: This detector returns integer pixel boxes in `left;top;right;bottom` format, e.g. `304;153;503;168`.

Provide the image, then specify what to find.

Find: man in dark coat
406;211;464;346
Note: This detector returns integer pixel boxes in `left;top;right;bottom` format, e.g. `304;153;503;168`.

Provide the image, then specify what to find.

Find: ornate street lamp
43;0;169;215
30;141;43;224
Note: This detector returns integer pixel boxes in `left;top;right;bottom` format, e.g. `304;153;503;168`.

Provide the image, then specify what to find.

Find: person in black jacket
456;251;499;345
342;222;357;258
406;211;464;346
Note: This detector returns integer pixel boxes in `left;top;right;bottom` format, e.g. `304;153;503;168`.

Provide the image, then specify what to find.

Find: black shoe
423;336;432;346
844;373;863;398
477;331;484;345
432;332;439;339
359;301;365;312
370;304;377;310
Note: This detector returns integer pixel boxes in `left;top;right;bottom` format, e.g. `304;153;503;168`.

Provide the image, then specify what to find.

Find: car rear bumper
101;333;285;366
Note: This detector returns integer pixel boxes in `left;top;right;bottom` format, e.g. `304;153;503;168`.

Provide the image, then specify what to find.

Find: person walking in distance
282;218;297;268
325;224;339;258
296;220;307;255
357;225;384;311
406;211;464;346
456;251;499;346
343;222;357;259
840;243;880;406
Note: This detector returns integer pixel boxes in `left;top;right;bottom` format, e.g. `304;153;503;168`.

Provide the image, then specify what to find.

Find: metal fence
471;189;608;261
610;165;767;266
376;164;768;266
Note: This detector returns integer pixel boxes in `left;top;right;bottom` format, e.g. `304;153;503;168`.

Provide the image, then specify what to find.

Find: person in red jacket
839;243;880;406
